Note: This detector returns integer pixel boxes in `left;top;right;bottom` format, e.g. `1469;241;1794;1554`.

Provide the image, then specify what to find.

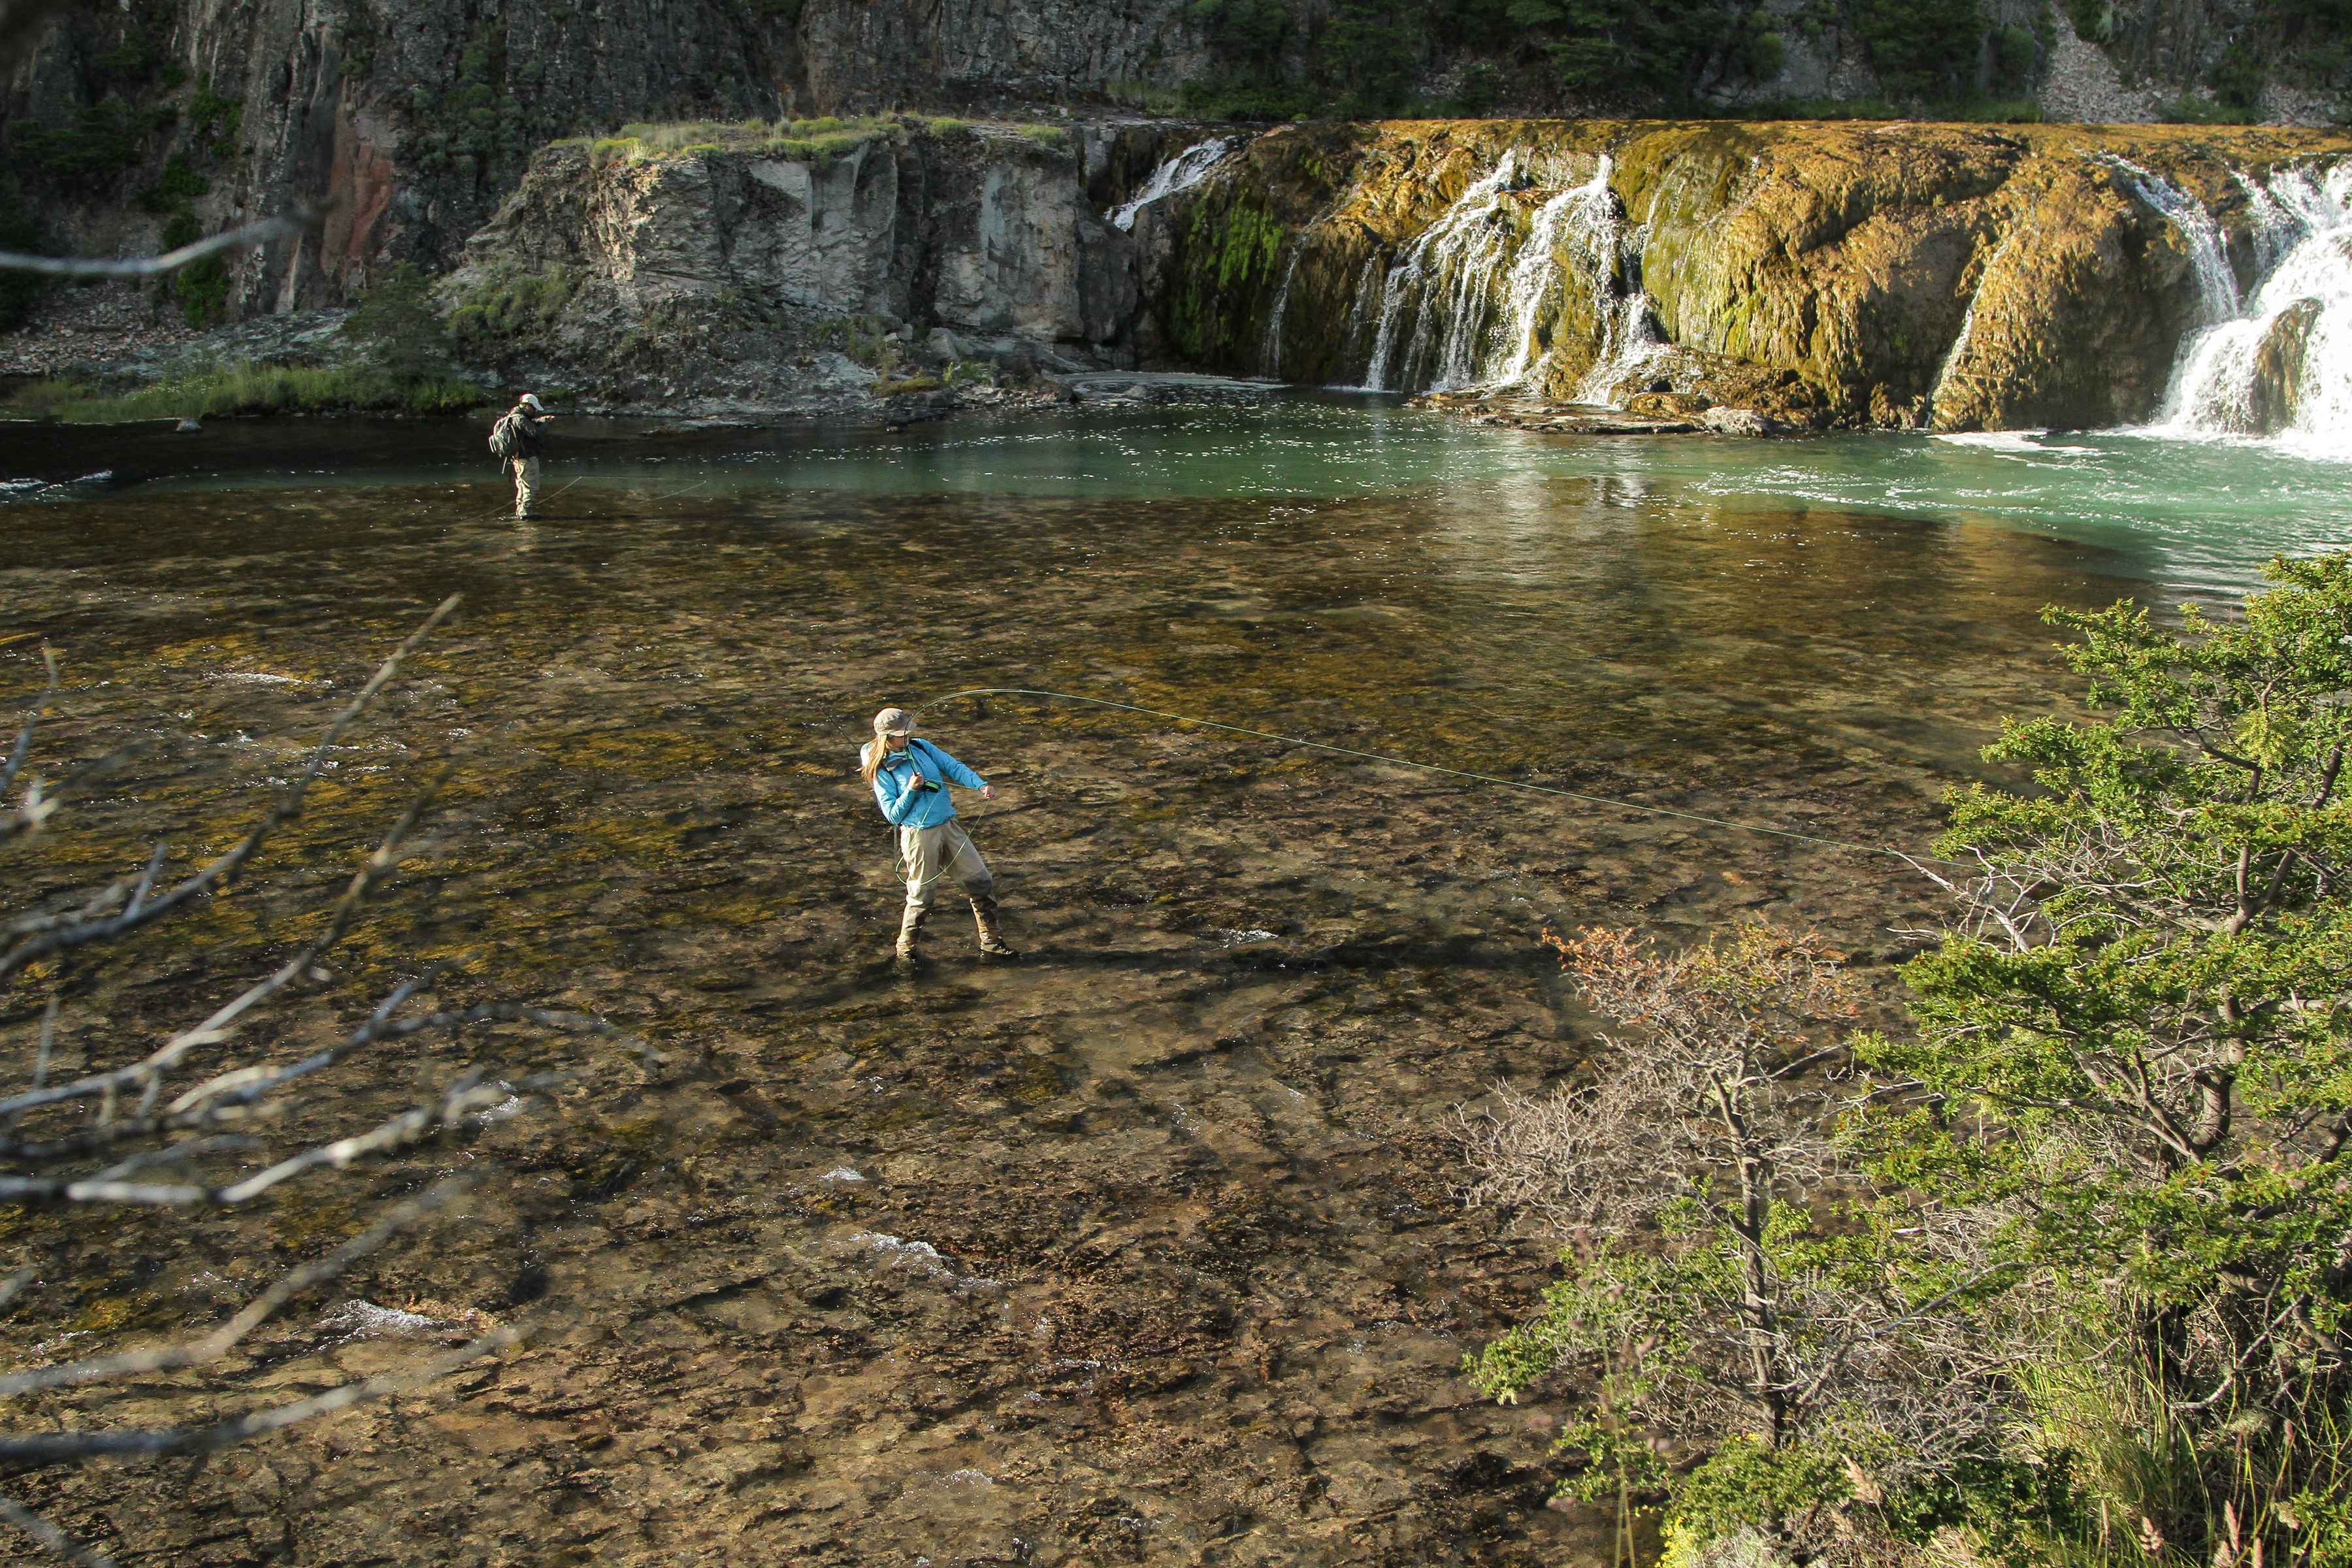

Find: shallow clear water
0;400;2345;1564
12;399;2348;598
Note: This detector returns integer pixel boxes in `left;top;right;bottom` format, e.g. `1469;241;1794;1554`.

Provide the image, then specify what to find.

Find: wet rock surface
0;412;2164;1565
1152;120;2352;433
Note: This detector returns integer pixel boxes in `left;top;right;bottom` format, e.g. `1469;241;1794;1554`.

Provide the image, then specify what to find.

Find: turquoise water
24;398;2342;600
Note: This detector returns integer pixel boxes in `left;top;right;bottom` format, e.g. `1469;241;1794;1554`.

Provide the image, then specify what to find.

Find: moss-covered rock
1152;118;2352;431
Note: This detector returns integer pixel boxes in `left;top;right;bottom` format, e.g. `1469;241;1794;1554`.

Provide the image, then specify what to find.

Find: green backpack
487;412;525;462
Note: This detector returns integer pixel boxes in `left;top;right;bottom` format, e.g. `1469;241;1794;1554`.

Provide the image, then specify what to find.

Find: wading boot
894;906;927;972
972;894;1019;960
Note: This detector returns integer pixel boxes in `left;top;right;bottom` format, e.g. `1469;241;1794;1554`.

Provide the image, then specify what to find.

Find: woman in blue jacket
859;706;1017;967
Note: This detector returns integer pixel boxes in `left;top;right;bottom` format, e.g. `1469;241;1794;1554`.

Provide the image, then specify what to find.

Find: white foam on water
2138;159;2352;461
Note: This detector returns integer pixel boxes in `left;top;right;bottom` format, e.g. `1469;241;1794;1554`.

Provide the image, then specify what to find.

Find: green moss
1168;188;1287;366
586;115;891;167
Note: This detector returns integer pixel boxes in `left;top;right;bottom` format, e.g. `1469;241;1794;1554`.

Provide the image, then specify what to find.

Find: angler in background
487;393;554;518
859;706;1018;970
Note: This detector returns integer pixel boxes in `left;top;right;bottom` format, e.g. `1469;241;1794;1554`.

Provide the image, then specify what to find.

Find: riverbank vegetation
2;362;485;422
1469;553;2352;1567
2;264;484;423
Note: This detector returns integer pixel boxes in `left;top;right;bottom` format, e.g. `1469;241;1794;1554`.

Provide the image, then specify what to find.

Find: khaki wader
510;455;541;516
896;819;1014;962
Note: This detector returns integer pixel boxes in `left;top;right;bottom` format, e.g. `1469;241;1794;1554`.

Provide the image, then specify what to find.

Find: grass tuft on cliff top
579;116;894;166
3;361;487;423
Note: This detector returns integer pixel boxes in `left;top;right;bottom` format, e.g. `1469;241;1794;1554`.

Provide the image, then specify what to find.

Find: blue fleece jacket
862;738;988;830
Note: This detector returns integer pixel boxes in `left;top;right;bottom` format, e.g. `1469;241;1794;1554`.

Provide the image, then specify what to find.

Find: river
1;402;2345;1563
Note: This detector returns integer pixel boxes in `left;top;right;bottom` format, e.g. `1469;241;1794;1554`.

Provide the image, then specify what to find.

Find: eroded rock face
447;127;1141;403
1147;120;2352;432
796;0;1205;112
2250;295;2325;431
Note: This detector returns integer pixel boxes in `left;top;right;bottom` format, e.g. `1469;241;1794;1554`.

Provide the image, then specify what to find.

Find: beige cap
872;707;915;736
519;393;546;412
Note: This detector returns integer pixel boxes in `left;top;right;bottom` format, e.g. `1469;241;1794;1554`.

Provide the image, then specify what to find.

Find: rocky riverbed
0;408;2200;1565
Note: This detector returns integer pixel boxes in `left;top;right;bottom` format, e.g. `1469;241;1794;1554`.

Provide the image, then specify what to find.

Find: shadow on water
0;400;2327;1565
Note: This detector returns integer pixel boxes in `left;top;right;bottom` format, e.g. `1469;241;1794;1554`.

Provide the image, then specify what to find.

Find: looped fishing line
920;686;1945;868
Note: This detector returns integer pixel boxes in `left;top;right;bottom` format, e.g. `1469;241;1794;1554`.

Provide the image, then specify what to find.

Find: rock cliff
4;0;2345;333
442;121;1160;406
1137;119;2352;431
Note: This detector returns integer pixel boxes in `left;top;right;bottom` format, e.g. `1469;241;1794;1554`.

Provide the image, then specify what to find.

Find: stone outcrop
1139;119;2352;431
444;123;1150;405
2249;294;2325;431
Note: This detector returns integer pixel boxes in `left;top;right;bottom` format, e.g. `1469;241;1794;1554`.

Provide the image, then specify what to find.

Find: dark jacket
508;407;547;459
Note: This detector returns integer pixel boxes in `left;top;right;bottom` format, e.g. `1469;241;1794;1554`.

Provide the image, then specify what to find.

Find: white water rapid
1110;137;1239;233
2140;161;2352;458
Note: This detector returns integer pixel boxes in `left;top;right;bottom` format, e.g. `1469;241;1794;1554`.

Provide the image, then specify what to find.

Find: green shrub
342;262;457;382
1855;0;1987;99
448;265;581;355
0;175;52;332
189;82;243;157
2065;0;2112;41
1746;29;1786;80
137;153;210;214
1995;22;2037;87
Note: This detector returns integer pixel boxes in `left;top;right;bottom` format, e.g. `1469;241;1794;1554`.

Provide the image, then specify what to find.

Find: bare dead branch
0;594;459;988
0;755;459;1121
0;1178;473;1397
0;208;319;281
0;1326;519;1463
0;1493;115;1568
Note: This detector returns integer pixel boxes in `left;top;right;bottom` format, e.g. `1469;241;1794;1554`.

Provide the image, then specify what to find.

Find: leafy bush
1995;22;2036;88
342;263;458;382
0;176;51;331
1471;556;2352;1568
447;265;581;355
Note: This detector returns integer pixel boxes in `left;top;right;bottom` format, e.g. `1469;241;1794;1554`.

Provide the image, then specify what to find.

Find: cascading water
1357;153;1652;398
2144;160;2352;456
2107;156;2241;325
1364;155;1528;391
1487;159;1617;388
1110;137;1239;233
1928;231;2020;425
1573;293;1673;404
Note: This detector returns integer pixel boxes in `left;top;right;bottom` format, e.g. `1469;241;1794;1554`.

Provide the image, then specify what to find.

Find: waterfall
1109;137;1239;233
1362;155;1528;391
1488;158;1618;388
1357;153;1648;397
1928;230;2020;425
2148;161;2352;455
1574;293;1673;404
2108;156;2240;325
1260;248;1303;378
